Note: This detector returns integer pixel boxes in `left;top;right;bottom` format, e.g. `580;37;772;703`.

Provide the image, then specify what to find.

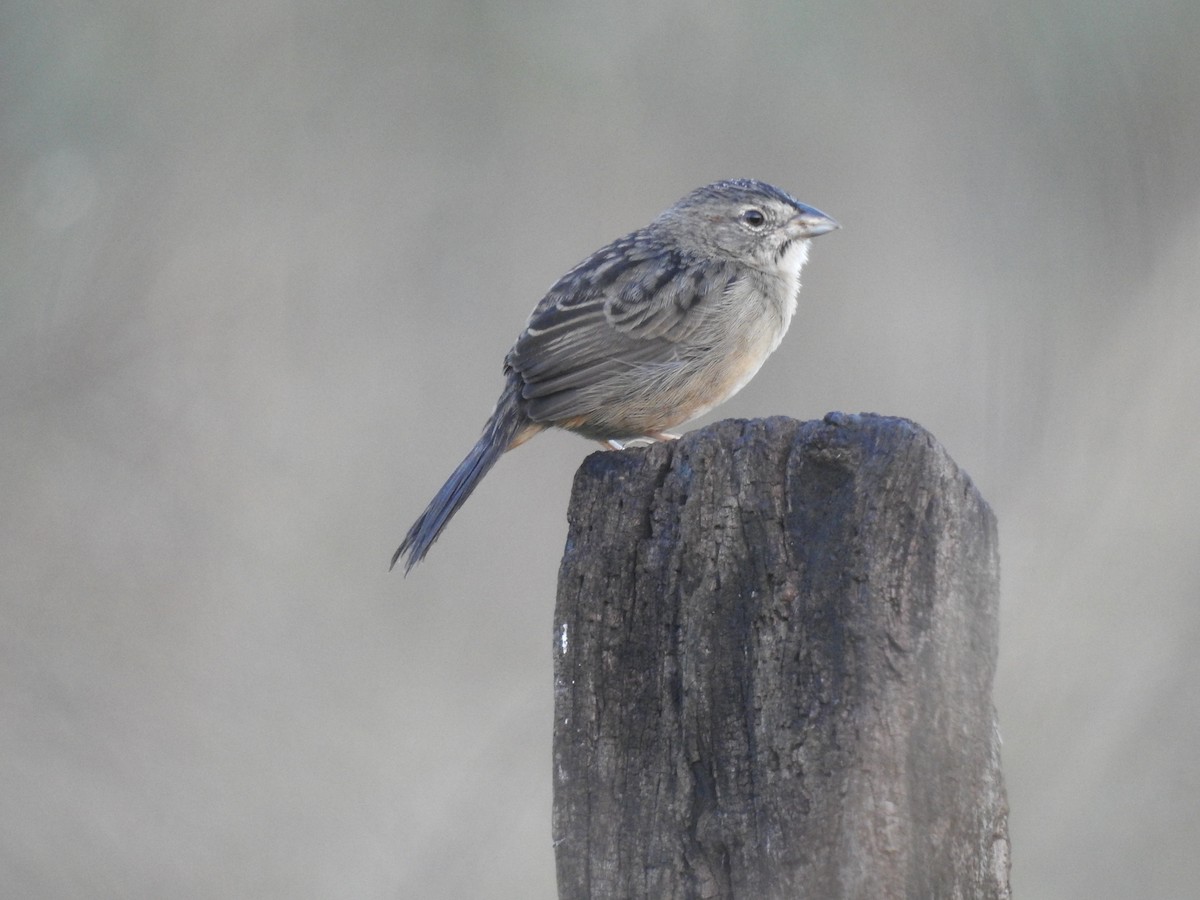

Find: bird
392;179;838;572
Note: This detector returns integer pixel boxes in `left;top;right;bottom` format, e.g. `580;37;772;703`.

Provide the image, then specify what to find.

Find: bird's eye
740;208;766;228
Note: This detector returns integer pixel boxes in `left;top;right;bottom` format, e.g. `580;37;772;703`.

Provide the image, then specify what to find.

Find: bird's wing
505;237;736;413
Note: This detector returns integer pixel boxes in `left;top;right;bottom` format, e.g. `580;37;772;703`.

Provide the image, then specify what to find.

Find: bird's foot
598;432;681;451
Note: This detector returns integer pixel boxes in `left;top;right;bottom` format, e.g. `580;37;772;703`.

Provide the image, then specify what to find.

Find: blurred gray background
3;1;1198;897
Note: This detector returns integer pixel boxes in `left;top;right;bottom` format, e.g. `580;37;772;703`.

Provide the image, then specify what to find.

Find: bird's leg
600;432;680;450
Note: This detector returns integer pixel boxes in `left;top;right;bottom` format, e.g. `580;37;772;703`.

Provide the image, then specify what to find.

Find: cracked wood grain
553;413;1010;900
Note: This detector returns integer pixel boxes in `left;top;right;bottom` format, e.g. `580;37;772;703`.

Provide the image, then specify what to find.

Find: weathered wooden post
552;413;1010;899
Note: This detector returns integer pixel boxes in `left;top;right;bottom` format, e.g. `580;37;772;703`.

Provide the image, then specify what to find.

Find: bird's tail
391;382;536;573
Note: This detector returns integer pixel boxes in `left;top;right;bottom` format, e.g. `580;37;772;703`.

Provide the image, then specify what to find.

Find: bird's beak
788;205;840;239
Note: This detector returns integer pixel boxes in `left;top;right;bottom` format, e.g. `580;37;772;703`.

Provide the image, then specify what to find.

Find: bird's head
655;178;839;272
